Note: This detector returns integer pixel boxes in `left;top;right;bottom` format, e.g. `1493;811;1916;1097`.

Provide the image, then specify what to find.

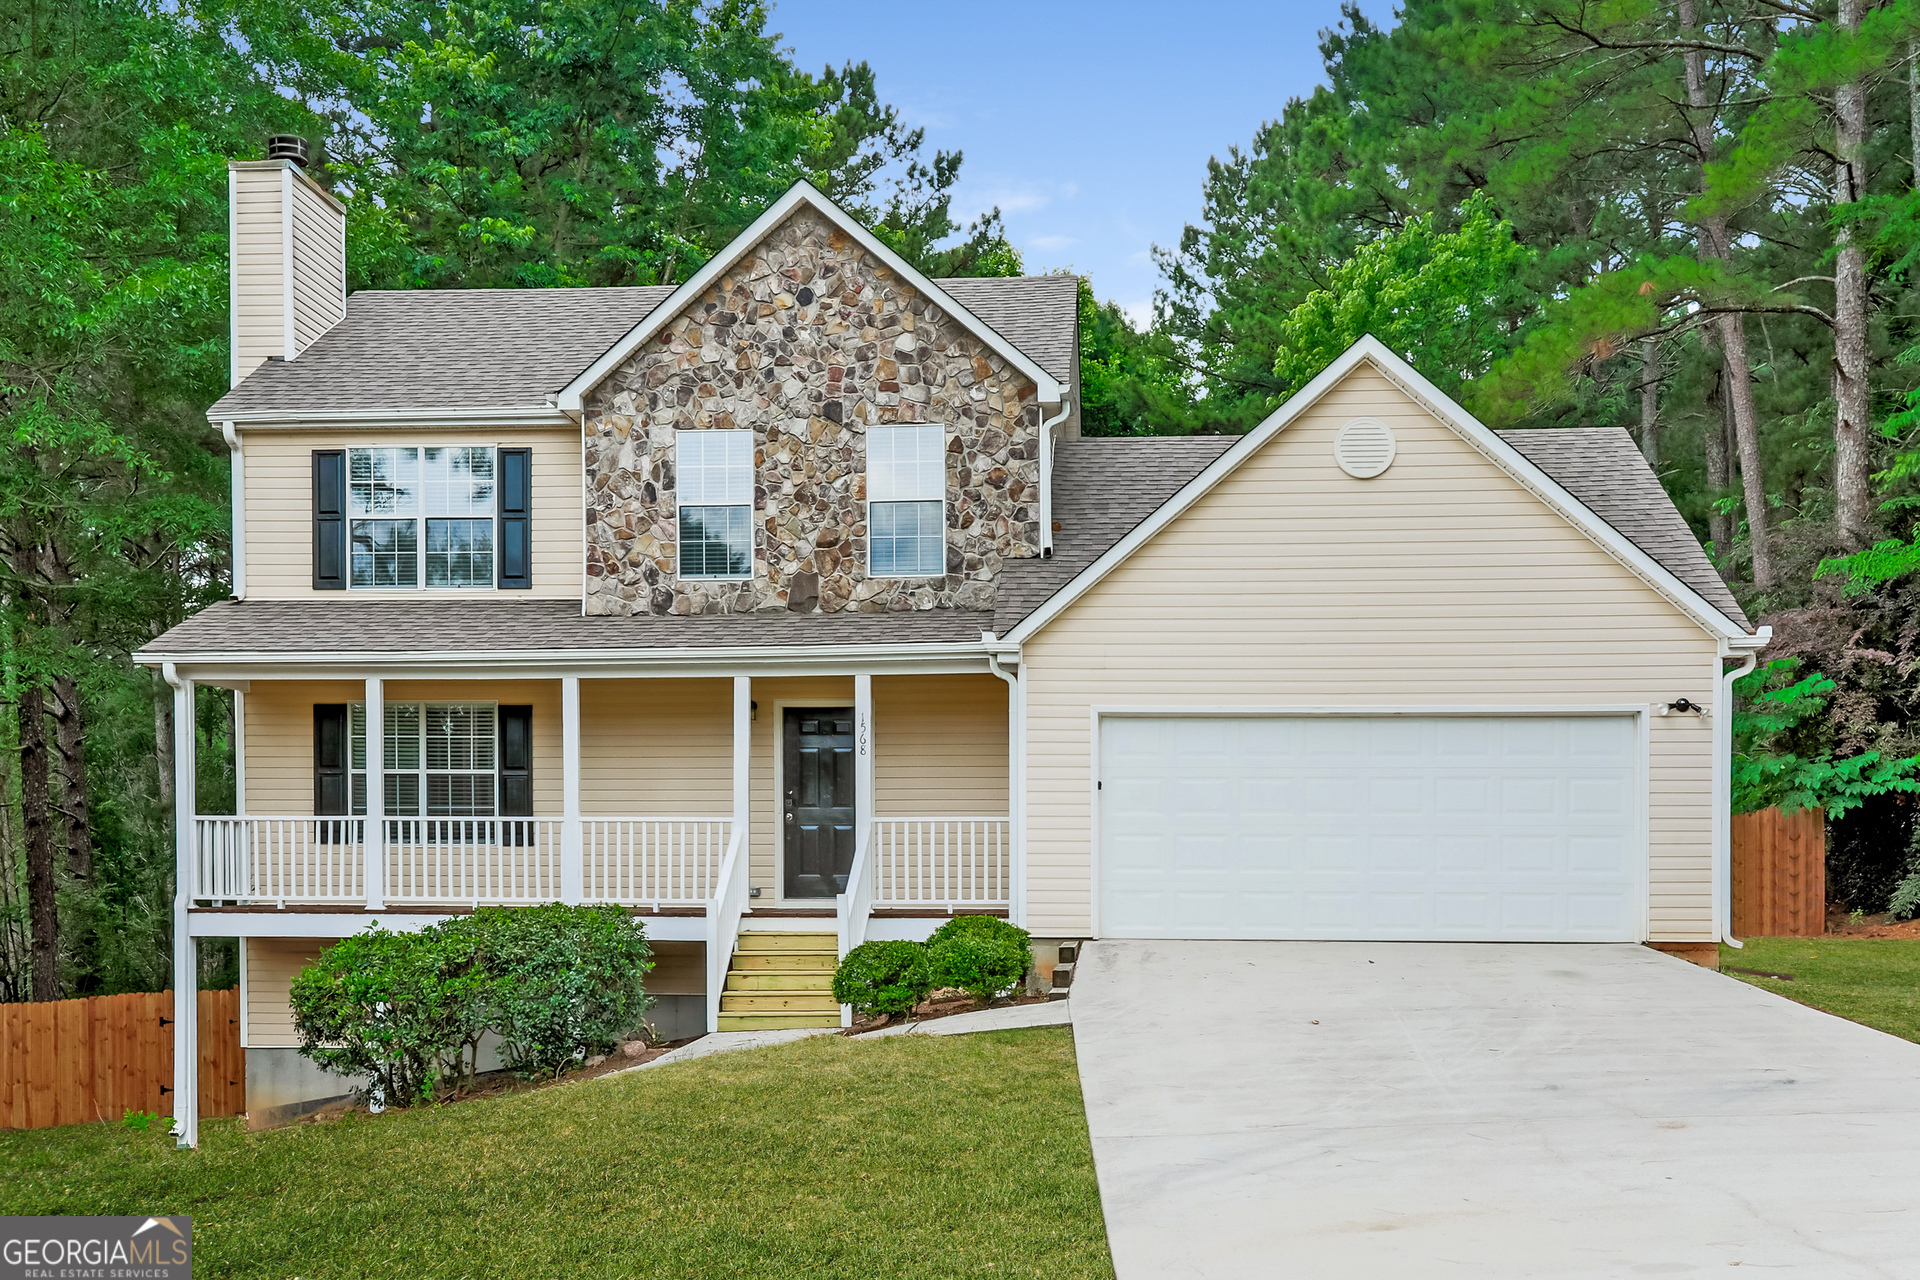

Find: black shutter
314;704;348;815
498;447;531;589
499;705;533;816
313;450;347;590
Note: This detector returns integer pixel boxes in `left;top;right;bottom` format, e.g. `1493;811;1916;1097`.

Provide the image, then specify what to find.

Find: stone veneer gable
581;209;1042;616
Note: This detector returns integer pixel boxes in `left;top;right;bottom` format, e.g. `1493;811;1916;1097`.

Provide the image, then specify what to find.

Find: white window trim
349;699;502;817
865;424;947;580
675;430;756;582
345;443;504;594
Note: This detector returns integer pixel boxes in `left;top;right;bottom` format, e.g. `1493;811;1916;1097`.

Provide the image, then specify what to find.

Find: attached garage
1096;714;1642;942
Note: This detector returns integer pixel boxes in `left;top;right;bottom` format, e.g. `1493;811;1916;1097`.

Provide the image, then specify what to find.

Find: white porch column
854;674;873;852
561;676;583;903
364;677;385;910
733;676;751;836
166;666;199;1147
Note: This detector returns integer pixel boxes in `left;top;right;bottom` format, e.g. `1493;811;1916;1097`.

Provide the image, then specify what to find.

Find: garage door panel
1098;715;1640;942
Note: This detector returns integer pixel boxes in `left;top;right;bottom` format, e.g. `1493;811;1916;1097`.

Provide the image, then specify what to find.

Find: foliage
1274;194;1535;402
926;916;1032;1007
0;1029;1110;1278
830;940;932;1019
456;903;653;1079
1732;660;1920;819
289;906;653;1102
289;924;490;1106
1077;278;1208;437
121;1109;155;1131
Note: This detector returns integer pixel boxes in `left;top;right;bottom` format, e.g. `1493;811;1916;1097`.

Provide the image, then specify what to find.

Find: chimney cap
266;135;309;168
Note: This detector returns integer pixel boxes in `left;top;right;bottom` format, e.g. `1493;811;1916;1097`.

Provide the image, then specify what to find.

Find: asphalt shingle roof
1496;427;1750;630
207;275;1077;420
141;598;994;658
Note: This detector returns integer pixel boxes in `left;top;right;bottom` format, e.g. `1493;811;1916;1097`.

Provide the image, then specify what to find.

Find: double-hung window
868;425;946;577
348;447;496;589
677;430;754;579
349;702;498;817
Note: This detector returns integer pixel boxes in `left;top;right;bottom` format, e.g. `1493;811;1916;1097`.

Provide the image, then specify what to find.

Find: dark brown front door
783;707;855;898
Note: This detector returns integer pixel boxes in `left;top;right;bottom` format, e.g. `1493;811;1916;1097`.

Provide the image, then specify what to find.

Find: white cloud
1026;234;1077;252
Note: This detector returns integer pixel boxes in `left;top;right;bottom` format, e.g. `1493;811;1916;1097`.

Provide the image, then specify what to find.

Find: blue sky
770;0;1387;324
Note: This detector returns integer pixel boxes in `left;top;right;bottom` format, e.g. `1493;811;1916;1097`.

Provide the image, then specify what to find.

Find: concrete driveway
1071;940;1920;1278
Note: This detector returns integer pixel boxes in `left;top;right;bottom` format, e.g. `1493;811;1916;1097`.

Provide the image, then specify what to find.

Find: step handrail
705;823;750;1033
834;825;875;1027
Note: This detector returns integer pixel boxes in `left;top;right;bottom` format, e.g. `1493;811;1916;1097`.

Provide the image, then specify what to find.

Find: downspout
1715;635;1766;950
162;662;199;1148
1037;397;1072;558
985;645;1026;926
222;422;245;600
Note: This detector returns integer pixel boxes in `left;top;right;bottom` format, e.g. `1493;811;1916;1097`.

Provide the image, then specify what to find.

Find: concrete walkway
1072;940;1920;1279
623;1026;835;1071
854;999;1070;1038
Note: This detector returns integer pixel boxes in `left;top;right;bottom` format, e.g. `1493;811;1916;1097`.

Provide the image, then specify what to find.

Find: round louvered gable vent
1334;418;1396;478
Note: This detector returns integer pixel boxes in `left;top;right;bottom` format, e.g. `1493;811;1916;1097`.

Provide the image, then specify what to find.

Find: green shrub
289;923;490;1106
926;915;1032;1007
290;904;655;1103
832;940;934;1019
460;903;654;1078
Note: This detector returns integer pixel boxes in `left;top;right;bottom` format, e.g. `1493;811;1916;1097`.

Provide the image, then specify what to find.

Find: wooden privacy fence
1733;807;1826;937
0;988;243;1131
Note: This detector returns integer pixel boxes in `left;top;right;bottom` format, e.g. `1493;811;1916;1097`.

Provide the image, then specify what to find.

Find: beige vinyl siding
230;165;286;385
579;678;733;816
243;937;328;1047
289;178;345;352
874;674;1008;816
241;428;582;598
1022;363;1724;942
243;679;563;815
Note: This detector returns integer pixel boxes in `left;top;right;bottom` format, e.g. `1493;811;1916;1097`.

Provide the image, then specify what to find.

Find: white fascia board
556;179;1065;415
207;406;574;429
189;910;711;941
133;640;997;679
1004;334;1754;646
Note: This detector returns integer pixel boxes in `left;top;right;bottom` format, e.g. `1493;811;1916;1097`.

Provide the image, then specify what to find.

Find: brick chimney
228;135;347;387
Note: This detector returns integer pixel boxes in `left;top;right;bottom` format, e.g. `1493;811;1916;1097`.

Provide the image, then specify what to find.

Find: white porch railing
193;816;730;908
706;824;751;1031
583;818;731;906
195;817;365;904
383;818;564;905
871;817;1011;908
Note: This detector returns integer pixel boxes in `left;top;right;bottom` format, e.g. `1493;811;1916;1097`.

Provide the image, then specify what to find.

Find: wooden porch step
717;1012;842;1031
720;990;839;1013
727;970;833;991
734;931;837;951
730;950;837;971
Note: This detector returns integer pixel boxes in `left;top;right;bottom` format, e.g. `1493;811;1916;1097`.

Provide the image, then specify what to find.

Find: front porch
176;670;1016;1029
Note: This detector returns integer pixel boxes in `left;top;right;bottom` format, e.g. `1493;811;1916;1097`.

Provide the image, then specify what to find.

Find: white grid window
349;447;495;589
677;431;754;579
868;425;945;577
350;702;497;817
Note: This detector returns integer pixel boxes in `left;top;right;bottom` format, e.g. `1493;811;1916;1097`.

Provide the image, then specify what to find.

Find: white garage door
1098;715;1641;941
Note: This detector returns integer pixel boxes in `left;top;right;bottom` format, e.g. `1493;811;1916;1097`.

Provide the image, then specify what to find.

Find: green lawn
1720;937;1920;1043
0;1026;1112;1280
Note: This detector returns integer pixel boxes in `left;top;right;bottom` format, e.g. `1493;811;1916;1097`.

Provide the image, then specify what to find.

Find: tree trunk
1832;0;1873;548
1678;0;1774;585
154;674;173;806
21;682;57;1002
1705;361;1735;557
1909;40;1919;190
51;674;90;883
1639;337;1661;465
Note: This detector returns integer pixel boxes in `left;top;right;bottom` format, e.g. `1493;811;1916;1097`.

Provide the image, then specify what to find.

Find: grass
1720;937;1920;1043
0;1026;1113;1279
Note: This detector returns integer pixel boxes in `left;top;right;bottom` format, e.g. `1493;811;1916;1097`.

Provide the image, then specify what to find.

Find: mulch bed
1823;909;1920;939
843;988;1057;1036
292;1034;702;1125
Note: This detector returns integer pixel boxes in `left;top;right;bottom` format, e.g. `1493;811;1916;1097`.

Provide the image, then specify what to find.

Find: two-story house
141;139;1765;1140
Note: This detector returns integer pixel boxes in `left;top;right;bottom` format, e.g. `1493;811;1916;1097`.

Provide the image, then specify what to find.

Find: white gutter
1037;396;1072;557
1715;628;1771;950
222;422;245;599
208;406;572;429
985;643;1027;928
